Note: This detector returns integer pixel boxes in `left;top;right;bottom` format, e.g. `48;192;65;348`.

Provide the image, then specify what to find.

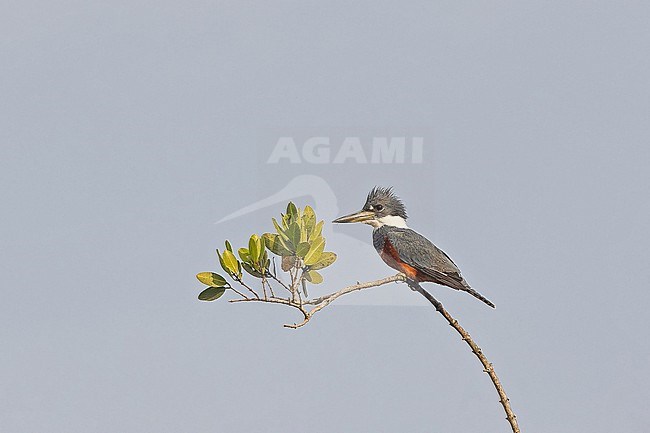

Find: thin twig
264;276;275;298
285;274;404;328
235;277;260;299
228;286;248;299
261;277;268;299
305;274;404;306
229;296;309;323
267;272;291;293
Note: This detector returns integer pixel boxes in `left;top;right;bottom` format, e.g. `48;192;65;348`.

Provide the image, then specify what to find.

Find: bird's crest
364;186;408;219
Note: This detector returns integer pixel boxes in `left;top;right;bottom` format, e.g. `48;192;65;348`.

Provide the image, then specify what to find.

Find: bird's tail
461;283;495;308
417;267;496;308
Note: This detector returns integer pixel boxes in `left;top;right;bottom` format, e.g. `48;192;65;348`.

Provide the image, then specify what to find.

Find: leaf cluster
263;203;336;285
196;202;336;301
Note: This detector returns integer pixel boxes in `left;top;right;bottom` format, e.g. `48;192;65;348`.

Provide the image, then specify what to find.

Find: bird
332;187;495;308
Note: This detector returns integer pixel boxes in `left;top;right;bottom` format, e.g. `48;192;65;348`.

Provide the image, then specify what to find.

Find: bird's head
333;187;408;229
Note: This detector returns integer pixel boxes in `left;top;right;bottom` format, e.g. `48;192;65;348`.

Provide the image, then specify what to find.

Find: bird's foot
405;278;419;291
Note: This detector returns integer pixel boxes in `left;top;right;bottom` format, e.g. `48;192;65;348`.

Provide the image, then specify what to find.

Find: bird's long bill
332;210;374;224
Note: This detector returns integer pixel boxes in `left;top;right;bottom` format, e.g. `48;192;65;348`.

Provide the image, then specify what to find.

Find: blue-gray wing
380;227;496;308
382;227;466;286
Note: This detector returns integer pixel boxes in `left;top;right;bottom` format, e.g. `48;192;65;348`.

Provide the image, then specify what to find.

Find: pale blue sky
2;1;649;432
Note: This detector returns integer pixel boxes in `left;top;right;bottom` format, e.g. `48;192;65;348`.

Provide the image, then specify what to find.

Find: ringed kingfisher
333;187;495;308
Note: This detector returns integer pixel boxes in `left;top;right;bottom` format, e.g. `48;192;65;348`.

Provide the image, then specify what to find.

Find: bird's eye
375;204;384;211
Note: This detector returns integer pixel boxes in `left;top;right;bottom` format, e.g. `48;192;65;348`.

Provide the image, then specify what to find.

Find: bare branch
229;273;405;328
305;274;405;306
287;274;405;327
285;274;404;327
229;296;293;307
229;296;309;326
407;281;521;433
227;274;520;432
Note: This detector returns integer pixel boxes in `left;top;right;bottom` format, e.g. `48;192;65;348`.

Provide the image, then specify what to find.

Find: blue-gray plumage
333;187;495;308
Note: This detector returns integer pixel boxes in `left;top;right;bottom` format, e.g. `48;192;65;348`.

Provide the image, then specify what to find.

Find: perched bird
333;187;495;308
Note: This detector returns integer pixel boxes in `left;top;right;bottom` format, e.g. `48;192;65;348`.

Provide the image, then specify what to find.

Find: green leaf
304;236;325;266
310;220;324;239
263;233;281;255
225;240;233;253
249;234;260;262
299;220;308;243
242;262;264;278
295;241;311;258
281;213;290;228
276;234;292;253
302;204;315;218
222;249;241;277
198;286;226;301
302;206;316;237
308;252;337;270
304;270;323;284
196;272;228;287
264;233;291;256
238;248;251;262
256;236;264;262
216;249;226;271
273;218;290;241
287;202;299;222
272;230;293;254
286;222;301;249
